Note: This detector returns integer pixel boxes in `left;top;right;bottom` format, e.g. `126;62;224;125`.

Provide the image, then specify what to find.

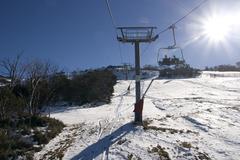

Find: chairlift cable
156;0;208;68
105;0;117;30
105;0;136;94
173;0;208;26
104;0;123;63
156;0;209;36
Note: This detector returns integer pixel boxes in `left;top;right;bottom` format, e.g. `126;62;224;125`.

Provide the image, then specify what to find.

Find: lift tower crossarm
117;27;158;43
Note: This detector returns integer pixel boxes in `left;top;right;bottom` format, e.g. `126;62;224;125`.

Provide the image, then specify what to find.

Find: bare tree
0;54;26;88
0;55;59;116
25;59;58;115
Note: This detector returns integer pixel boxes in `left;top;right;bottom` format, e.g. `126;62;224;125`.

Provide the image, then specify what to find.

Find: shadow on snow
71;122;137;160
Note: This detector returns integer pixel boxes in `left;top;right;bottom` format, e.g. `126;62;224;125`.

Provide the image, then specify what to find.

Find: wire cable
104;0;123;63
157;0;209;35
105;0;117;34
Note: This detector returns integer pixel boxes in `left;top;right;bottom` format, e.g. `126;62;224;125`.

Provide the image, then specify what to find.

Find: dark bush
20;125;31;135
0;119;11;128
48;72;71;103
0;129;17;159
33;130;48;144
46;117;65;139
0;87;25;121
32;116;65;144
70;69;117;105
28;115;48;127
17;69;117;110
0;116;65;159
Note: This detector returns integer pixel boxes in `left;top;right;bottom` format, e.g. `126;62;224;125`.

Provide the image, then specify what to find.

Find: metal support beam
134;42;142;123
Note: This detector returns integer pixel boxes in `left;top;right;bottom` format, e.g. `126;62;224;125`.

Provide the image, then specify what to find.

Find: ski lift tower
122;63;131;80
117;27;158;124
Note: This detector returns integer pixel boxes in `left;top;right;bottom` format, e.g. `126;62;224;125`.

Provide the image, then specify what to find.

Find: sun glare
203;15;231;42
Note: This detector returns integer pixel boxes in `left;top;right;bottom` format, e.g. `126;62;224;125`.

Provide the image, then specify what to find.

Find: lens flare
203;15;231;42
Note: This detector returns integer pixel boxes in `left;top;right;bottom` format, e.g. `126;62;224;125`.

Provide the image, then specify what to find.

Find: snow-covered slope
35;76;240;160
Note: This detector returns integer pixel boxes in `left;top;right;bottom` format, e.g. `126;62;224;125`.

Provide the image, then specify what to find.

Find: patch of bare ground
175;140;212;160
148;145;171;160
143;119;198;135
39;123;87;160
127;153;142;160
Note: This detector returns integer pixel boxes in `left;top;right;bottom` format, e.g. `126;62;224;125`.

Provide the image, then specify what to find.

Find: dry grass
180;142;192;149
148;145;171;160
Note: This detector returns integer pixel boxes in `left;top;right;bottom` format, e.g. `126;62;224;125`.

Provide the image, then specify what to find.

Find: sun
202;15;231;42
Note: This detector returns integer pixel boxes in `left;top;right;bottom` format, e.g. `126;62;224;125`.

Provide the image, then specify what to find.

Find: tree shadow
71;122;137;160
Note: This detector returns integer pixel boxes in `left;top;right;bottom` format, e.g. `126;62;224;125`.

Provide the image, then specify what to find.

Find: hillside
34;74;240;160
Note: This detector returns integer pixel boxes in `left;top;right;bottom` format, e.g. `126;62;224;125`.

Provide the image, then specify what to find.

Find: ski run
35;73;240;160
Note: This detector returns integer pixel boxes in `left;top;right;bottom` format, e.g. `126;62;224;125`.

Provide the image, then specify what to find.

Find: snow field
35;76;240;160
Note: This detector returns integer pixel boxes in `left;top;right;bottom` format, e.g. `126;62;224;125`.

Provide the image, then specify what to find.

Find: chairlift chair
157;24;185;67
157;46;185;67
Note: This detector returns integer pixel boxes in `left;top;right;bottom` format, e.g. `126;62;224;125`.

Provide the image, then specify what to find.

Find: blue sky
0;0;240;71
